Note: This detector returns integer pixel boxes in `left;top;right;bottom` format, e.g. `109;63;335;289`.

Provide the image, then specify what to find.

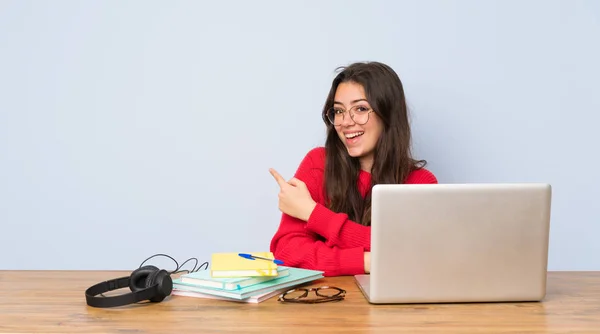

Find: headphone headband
85;276;163;308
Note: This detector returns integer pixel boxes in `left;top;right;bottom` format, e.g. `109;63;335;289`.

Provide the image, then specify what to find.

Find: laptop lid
363;183;552;304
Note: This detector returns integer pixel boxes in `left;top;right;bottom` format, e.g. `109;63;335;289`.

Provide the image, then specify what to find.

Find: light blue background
1;0;598;271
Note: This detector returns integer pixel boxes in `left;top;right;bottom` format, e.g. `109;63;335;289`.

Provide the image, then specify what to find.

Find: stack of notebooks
171;252;324;303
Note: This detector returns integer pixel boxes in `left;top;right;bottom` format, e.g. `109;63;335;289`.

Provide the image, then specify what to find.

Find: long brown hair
321;61;426;226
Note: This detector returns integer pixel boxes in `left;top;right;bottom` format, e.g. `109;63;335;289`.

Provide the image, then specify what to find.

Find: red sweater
269;147;438;277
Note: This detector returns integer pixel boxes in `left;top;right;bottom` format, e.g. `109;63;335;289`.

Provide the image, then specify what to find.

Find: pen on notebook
238;253;284;265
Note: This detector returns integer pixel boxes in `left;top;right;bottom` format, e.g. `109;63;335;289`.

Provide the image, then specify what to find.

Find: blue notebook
172;266;324;300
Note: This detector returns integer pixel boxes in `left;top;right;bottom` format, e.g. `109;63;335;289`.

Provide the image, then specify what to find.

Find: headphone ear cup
146;269;172;302
129;265;160;293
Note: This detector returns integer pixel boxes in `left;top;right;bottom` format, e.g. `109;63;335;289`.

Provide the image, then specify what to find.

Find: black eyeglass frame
277;286;346;304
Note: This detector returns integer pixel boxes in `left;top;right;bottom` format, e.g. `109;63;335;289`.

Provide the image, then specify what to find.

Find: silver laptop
355;183;552;304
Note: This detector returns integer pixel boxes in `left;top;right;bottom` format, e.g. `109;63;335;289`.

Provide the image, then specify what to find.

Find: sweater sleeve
269;214;365;277
305;203;371;250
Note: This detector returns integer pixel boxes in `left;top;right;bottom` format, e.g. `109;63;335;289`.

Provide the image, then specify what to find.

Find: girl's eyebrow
333;98;368;106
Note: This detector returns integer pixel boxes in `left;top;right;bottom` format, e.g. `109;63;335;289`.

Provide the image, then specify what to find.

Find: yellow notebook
210;252;279;278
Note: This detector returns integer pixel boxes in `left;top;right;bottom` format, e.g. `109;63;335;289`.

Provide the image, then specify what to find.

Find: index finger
269;168;287;188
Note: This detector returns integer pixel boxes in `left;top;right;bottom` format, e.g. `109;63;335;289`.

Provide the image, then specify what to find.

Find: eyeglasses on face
277;286;346;304
325;105;373;126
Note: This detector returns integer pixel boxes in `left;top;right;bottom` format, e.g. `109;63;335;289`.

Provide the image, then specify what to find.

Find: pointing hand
269;168;317;222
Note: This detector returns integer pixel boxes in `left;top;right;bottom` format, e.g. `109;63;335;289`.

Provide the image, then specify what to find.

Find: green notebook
180;266;290;290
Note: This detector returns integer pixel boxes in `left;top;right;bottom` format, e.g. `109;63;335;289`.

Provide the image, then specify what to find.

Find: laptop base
354;274;371;302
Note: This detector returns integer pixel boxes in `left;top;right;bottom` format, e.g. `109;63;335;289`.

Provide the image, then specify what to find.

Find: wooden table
1;271;599;333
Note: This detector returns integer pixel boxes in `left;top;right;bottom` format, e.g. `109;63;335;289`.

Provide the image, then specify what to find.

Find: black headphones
85;254;208;308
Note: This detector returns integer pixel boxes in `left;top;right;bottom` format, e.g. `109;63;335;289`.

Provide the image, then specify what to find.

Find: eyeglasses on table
277;286;346;304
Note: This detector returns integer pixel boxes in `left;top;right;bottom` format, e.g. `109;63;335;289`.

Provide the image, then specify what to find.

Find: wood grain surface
1;270;599;333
